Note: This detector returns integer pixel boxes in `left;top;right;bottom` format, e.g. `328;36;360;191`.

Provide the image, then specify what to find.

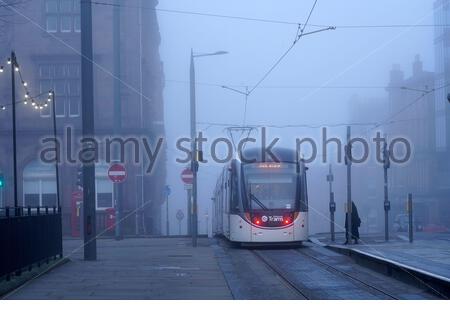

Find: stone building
0;0;166;235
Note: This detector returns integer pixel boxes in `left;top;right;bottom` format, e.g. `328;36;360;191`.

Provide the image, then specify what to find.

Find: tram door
223;171;230;238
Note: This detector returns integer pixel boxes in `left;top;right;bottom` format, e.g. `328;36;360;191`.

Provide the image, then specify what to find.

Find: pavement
4;233;450;300
310;232;450;282
5;237;232;300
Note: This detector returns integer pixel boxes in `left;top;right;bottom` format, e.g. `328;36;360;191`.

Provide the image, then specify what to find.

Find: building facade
347;95;388;233
434;0;450;226
386;56;439;226
0;0;166;235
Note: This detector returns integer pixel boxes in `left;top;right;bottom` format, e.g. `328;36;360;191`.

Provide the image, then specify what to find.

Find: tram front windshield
243;163;297;211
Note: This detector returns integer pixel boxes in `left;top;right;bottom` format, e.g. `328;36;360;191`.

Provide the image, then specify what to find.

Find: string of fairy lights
0;53;54;111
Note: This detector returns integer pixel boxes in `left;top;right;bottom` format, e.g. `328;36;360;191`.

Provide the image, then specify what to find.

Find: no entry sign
181;168;193;185
108;163;127;183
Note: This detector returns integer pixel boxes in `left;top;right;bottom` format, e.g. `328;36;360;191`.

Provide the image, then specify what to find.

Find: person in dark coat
344;201;361;244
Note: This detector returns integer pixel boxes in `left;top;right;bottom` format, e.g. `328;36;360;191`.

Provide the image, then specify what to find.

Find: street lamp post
10;51;18;210
190;49;228;247
50;90;61;212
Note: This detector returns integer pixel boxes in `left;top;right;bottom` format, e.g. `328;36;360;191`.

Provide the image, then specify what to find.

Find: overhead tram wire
220;0;328;135
167;79;419;91
88;1;450;29
197;121;378;130
247;0;328;96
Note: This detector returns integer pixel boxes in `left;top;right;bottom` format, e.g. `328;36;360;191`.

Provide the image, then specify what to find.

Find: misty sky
157;0;436;234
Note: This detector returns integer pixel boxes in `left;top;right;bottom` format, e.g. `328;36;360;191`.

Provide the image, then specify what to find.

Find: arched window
23;161;56;207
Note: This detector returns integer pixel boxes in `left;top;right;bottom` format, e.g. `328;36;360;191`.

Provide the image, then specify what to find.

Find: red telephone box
71;190;83;237
105;207;116;231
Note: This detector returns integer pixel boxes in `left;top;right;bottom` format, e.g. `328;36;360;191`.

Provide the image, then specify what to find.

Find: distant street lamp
190;49;228;247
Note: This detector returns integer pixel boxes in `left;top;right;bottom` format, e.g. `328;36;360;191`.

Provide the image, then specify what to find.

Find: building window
95;163;114;210
39;62;81;118
61;15;72;32
96;178;113;209
23;161;57;208
44;0;80;33
46;16;58;33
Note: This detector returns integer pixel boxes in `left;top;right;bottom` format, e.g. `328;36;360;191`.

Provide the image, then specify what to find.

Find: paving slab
312;233;450;281
5;237;232;300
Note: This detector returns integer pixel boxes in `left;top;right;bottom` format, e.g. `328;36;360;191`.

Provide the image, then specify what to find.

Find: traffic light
76;166;83;189
0;174;4;188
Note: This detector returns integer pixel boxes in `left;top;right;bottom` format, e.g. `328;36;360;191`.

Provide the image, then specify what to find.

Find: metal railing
0;206;63;281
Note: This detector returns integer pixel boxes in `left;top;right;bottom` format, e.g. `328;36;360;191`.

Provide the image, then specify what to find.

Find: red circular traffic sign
108;163;127;183
181;168;193;184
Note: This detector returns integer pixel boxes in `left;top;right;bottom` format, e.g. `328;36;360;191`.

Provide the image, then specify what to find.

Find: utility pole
113;0;123;241
10;51;18;210
190;49;198;247
345;126;352;243
383;135;391;241
327;164;336;242
81;0;97;260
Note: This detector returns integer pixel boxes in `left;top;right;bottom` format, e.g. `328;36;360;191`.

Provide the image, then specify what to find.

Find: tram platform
4;237;232;300
310;232;450;297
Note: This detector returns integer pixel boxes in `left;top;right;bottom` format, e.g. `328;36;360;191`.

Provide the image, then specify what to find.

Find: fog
159;0;436;234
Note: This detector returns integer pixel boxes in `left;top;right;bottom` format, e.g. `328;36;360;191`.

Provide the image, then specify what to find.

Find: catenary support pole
346;126;352;243
190;49;198;247
327;164;335;242
383;136;390;241
81;0;97;260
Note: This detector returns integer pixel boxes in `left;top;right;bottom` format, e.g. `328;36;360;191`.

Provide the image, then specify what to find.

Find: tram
212;148;309;244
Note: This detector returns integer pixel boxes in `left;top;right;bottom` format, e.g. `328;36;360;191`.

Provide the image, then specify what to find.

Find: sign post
176;209;185;235
407;193;413;243
165;185;171;236
181;168;193;237
108;163;127;240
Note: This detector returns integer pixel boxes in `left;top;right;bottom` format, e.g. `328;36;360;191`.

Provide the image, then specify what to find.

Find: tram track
251;250;312;299
252;248;400;299
295;248;399;300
